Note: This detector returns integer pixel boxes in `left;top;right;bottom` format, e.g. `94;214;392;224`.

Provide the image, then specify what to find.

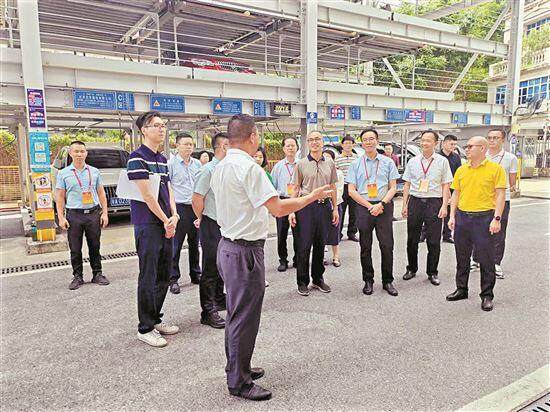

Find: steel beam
382;58;406;90
505;0;524;117
300;0;318;141
421;0;494;20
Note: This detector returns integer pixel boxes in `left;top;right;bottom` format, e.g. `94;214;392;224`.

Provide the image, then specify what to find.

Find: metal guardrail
489;47;550;78
0;166;21;202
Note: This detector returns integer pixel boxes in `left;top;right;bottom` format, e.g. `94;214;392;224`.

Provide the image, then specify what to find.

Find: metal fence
0;166;22;202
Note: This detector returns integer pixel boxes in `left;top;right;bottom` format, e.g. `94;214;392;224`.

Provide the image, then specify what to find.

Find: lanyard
362;157;380;183
72;167;92;191
420;157;434;178
285;162;294;179
494;152;505;165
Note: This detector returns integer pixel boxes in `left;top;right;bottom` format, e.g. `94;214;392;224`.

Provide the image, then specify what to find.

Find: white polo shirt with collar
402;152;453;198
211;148;278;241
486;149;518;201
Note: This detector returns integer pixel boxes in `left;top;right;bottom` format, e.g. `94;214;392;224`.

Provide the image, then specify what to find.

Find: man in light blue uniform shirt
270;136;299;272
55;140;109;290
168;132;202;293
346;128;400;297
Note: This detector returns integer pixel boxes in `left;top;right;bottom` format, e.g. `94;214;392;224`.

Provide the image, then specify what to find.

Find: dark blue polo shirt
127;144;171;225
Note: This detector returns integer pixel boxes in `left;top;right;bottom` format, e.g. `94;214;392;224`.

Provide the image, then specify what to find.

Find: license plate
109;197;130;207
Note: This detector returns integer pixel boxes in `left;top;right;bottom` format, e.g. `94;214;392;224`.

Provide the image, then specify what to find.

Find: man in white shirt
471;129;518;278
402;130;453;286
211;114;332;401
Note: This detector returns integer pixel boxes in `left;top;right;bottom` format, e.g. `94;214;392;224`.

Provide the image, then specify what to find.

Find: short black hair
359;128;378;140
383;143;393;148
342;135;355;144
136;111;161;132
227;114;256;141
282;136;299;147
197;150;213;162
69;140;86;147
211;132;228;150
443;134;458;142
420;129;439;141
255;146;268;168
488;128;506;140
175;132;193;144
323;149;336;161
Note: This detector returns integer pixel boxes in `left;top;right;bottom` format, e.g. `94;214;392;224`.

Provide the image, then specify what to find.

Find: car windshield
68;149;129;168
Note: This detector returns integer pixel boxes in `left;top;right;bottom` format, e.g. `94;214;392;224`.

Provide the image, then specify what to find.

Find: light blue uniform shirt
55;163;103;209
271;157;297;197
345;153;400;202
193;157;219;220
168;154;201;204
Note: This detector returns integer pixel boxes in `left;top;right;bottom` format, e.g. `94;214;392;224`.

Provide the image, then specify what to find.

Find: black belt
411;196;442;203
223;237;265;247
67;205;101;214
458;209;494;216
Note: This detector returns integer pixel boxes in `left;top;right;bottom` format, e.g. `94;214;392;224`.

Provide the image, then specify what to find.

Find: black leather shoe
383;282;398;296
362;281;373;295
297;285;309;296
277;262;288;272
251;367;265;380
403;270;416;280
169;282;181;294
428;275;440;286
446;289;468;301
91;273;110;285
216;299;227;312
442;237;454;244
348;234;359;242
201;312;225;329
481;297;493;311
68;276;84;290
190;275;201;285
230;383;272;401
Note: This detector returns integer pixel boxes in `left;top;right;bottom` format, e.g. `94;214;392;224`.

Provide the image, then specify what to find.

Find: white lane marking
511;201;549;208
0;213;22;220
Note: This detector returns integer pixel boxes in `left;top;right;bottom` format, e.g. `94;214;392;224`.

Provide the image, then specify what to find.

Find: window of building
494;76;548;105
495;85;506;104
526;17;550;34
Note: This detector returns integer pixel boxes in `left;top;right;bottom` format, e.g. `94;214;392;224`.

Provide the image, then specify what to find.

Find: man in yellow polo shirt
446;136;506;312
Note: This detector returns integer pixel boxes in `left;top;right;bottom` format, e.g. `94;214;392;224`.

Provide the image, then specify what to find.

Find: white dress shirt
211;148;278;241
402;152;453;198
486;149;518;201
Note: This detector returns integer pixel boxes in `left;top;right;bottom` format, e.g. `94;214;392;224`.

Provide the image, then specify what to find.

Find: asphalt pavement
1;198;549;411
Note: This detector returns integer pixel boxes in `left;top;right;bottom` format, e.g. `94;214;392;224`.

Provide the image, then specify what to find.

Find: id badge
82;191;94;205
367;183;378;198
287;183;295;196
419;179;430;193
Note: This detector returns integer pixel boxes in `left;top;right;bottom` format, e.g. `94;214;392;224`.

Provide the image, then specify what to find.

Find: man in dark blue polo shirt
127;111;180;348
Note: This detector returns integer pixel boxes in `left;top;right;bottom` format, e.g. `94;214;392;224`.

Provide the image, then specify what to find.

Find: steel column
505;0;524;116
300;0;318;146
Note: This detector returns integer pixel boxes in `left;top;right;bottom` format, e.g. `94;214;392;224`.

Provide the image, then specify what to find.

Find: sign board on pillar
451;112;468;124
306;112;318;124
212;99;242;115
350;106;361;120
26;88;47;128
253;101;267;117
328;105;345;120
271;102;292;117
29;131;51;172
150;94;185;112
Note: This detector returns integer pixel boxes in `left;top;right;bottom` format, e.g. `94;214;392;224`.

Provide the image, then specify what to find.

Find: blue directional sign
150;94;185;113
483;114;491;125
116;92;135;111
452;112;468;124
385;109;405;122
350;106;361;120
425;111;434;123
74;90;135;111
328;105;345;120
253;101;266;117
306;111;318;124
29;131;51;172
213;99;242;115
386;109;434;123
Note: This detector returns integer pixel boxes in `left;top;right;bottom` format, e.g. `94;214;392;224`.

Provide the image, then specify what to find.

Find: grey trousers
217;237;266;391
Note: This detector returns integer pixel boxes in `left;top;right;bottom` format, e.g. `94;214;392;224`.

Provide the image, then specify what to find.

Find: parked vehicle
51;143;130;214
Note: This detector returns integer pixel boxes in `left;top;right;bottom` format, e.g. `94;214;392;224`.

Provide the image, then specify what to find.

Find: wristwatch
381;200;388;206
493;215;501;221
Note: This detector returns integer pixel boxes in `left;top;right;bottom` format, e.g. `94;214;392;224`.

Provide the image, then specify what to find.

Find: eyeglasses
487;136;502;141
307;138;323;143
464;144;483;150
362;138;377;142
145;123;167;129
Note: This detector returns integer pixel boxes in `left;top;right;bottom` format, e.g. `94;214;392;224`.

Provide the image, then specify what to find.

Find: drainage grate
1;250;138;275
518;391;550;412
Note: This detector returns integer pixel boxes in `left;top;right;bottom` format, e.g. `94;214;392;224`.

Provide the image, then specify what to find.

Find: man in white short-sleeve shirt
210;114;332;402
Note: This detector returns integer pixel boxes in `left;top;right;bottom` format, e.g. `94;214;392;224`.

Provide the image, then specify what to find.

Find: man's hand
58;216;70;230
289;212;297;228
166;215;179;231
401;206;408;218
193;218;201;229
489;218;501;235
310;184;333;201
100;211;109;228
332;210;339;226
448;217;455;231
438;206;447;219
369;203;384;216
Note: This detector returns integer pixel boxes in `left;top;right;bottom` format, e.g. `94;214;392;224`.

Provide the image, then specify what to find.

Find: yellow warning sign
153;100;160;107
215;104;221;111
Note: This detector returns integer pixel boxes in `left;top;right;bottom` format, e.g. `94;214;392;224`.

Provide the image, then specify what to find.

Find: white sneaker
154;322;179;335
470;260;480;271
495;264;505;279
137;329;167;347
265;280;269;287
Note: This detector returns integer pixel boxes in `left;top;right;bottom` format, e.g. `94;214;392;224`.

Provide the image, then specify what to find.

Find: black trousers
170;203;201;283
442;204;452;240
473;201;510;265
199;215;225;316
135;223;173;334
340;184;357;237
356;202;394;284
276;197;297;265
454;211;496;299
66;207;102;278
406;196;443;276
295;202;331;287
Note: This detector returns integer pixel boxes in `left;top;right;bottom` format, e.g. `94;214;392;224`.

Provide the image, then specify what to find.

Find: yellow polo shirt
451;159;506;212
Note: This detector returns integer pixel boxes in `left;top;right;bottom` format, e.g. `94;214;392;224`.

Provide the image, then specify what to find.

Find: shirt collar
466;158;489;168
227;148;255;162
363;153;383;162
176;153;193;165
307;153;324;162
421;152;435;161
284;157;297;165
488;149;505;159
139;144;160;158
68;163;88;171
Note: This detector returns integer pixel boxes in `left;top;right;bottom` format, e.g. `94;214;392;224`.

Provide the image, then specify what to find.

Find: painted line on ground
0;213;22;220
457;364;549;412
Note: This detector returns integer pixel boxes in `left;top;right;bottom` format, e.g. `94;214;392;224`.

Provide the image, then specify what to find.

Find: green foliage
523;25;550;53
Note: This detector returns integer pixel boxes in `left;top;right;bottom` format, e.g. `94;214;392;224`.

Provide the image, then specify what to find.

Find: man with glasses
446;136;506;312
346;128;400;296
127;111;180;347
168;133;202;293
470;129;518;279
271;136;299;272
192;132;229;329
289;131;338;296
439;134;462;243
